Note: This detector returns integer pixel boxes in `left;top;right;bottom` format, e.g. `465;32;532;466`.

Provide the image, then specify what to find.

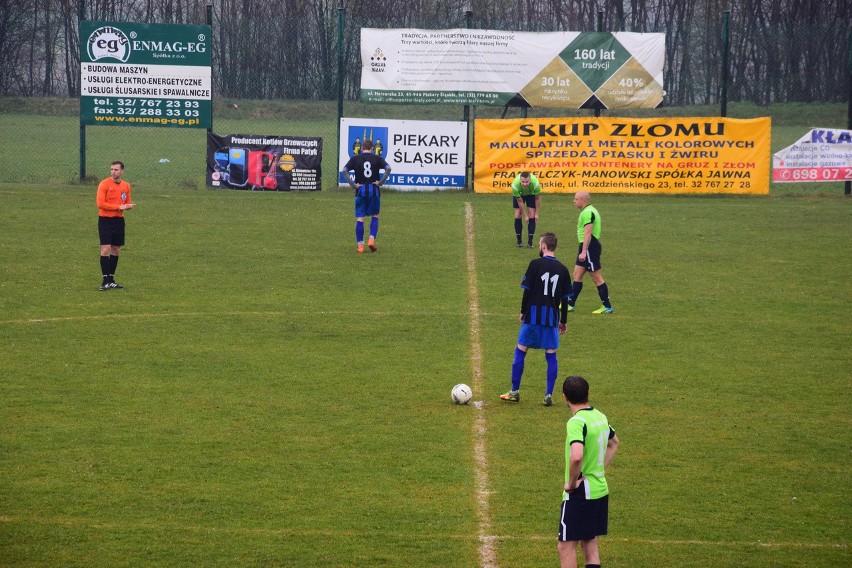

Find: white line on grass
464;202;498;568
2;515;845;551
0;310;465;326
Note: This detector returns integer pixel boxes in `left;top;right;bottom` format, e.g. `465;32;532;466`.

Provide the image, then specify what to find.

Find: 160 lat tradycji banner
474;117;771;194
360;28;664;109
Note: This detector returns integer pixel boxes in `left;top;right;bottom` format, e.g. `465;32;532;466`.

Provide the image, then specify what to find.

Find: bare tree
0;0;847;104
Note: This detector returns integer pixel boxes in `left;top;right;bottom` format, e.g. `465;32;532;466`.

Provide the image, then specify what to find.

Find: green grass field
1;180;849;566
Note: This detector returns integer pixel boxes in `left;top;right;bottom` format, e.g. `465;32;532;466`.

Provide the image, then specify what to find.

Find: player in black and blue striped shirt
501;232;572;406
341;139;391;253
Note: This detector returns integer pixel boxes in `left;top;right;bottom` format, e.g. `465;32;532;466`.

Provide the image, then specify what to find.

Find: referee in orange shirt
96;161;134;291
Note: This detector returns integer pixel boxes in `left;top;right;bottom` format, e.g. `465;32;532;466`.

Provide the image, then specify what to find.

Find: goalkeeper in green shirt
558;375;619;568
511;172;541;248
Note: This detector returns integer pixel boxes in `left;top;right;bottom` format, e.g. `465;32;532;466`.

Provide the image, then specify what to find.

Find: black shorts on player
558;485;609;541
576;237;602;272
98;216;126;247
513;194;536;209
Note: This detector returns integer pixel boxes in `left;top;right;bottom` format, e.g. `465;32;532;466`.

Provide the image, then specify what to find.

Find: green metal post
337;0;345;189
463;9;472;122
846;26;851;195
721;11;730;117
464;7;473;189
207;2;213;137
79;0;86;180
595;11;603;118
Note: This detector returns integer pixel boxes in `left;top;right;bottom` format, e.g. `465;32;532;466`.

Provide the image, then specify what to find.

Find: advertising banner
772;128;852;182
360;29;664;109
339;118;468;190
207;133;322;191
80;21;212;128
475;117;770;194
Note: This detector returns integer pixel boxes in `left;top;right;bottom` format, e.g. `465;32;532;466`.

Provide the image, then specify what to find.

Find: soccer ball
451;383;472;405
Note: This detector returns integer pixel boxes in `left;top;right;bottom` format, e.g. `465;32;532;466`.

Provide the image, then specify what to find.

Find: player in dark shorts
511;171;542;247
558;375;619;568
566;191;613;314
96;161;134;290
500;232;571;406
341;139;391;253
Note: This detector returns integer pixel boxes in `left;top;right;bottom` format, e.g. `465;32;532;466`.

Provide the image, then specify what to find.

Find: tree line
0;0;848;105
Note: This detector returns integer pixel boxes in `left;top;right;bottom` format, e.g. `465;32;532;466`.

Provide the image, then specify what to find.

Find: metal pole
721;11;730;117
846;25;851;195
470;104;476;191
337;0;345;190
207;2;213;137
463;9;472;122
79;0;86;180
464;7;473;190
595;11;603;118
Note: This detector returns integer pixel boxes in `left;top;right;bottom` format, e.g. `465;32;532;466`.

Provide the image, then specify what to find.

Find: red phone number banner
474;116;770;194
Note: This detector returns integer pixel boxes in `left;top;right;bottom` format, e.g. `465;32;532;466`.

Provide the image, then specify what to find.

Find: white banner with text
338;118;468;191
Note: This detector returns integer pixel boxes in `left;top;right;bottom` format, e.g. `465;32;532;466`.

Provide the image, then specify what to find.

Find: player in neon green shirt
511;172;541;248
566;191;614;314
558;375;619;568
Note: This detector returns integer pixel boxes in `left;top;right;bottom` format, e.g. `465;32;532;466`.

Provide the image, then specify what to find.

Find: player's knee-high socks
514;219;523;244
597;282;611;309
370;217;379;239
545;352;557;396
527;219;536;245
568;281;583;306
108;255;119;281
100;255;110;283
355;220;364;244
511;347;526;391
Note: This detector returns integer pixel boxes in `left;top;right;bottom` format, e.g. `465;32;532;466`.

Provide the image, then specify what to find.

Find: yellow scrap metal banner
474;116;771;194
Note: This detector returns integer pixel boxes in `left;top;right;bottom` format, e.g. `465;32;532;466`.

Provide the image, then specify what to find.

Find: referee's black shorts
98;216;125;246
576;237;603;272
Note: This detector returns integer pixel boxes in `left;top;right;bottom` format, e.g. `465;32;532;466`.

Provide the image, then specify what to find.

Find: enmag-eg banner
80;21;212;128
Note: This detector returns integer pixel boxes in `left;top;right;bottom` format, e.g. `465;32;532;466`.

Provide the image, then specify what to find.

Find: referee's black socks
100;255;110;283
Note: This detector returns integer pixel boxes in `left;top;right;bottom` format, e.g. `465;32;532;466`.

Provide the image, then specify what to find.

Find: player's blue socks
355;220;364;243
569;281;583;306
370;217;379;239
597;282;611;308
545;352;557;396
511;347;526;391
514;219;523;244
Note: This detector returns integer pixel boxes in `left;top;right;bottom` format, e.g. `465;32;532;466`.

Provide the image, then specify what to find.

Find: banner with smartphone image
207;132;323;191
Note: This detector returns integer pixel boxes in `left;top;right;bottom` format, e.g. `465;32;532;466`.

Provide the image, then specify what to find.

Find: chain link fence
0;0;849;189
